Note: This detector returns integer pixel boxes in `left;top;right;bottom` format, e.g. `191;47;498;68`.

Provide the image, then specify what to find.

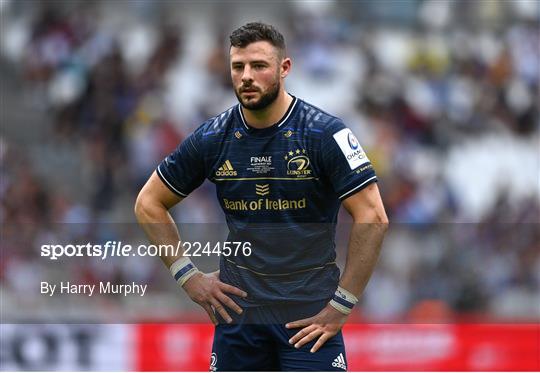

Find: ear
280;57;292;78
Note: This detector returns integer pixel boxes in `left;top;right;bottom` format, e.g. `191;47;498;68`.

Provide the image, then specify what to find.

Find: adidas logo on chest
215;160;237;176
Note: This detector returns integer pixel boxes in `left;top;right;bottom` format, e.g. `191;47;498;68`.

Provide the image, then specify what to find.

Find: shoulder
193;105;238;139
296;99;346;137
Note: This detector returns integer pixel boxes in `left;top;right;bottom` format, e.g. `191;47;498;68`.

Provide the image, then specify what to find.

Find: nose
241;65;253;83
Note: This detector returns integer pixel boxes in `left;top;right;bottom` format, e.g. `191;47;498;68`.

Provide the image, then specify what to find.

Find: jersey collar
238;96;298;132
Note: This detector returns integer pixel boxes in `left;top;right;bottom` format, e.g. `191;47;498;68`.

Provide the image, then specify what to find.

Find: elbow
134;191;151;222
353;207;389;231
377;207;389;225
378;211;390;233
372;208;389;233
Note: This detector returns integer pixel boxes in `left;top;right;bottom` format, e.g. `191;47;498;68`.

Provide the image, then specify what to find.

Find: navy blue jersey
157;97;377;306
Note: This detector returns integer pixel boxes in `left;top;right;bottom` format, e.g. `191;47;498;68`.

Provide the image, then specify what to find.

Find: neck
242;91;293;129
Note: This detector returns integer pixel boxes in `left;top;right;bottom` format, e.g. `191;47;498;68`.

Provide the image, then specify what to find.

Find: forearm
339;221;387;298
134;197;183;268
133;171;244;324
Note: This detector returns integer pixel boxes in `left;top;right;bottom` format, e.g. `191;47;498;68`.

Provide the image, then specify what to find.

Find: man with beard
135;22;388;371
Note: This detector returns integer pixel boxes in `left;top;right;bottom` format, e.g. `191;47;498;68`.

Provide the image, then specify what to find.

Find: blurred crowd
0;0;538;320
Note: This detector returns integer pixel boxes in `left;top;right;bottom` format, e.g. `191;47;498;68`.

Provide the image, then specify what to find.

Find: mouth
241;87;259;93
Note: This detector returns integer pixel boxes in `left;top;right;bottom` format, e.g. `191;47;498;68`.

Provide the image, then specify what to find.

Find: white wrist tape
169;257;199;287
329;286;359;315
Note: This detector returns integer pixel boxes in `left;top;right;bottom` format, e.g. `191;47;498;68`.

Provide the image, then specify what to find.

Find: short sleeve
156;128;207;197
320;119;377;201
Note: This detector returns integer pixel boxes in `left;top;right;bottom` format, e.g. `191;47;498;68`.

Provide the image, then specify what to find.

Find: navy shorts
210;300;348;371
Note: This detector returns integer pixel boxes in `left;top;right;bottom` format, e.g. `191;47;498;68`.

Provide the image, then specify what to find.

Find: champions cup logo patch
348;132;359;150
216;160;237;177
333;128;370;170
284;149;312;177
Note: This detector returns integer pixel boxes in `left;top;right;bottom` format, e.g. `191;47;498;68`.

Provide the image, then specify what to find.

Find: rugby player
135;22;388;371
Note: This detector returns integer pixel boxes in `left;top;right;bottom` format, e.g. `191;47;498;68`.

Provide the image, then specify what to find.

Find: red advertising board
136;323;215;371
343;324;539;371
135;323;539;371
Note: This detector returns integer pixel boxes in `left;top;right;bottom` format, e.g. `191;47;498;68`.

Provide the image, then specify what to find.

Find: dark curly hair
229;22;286;58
